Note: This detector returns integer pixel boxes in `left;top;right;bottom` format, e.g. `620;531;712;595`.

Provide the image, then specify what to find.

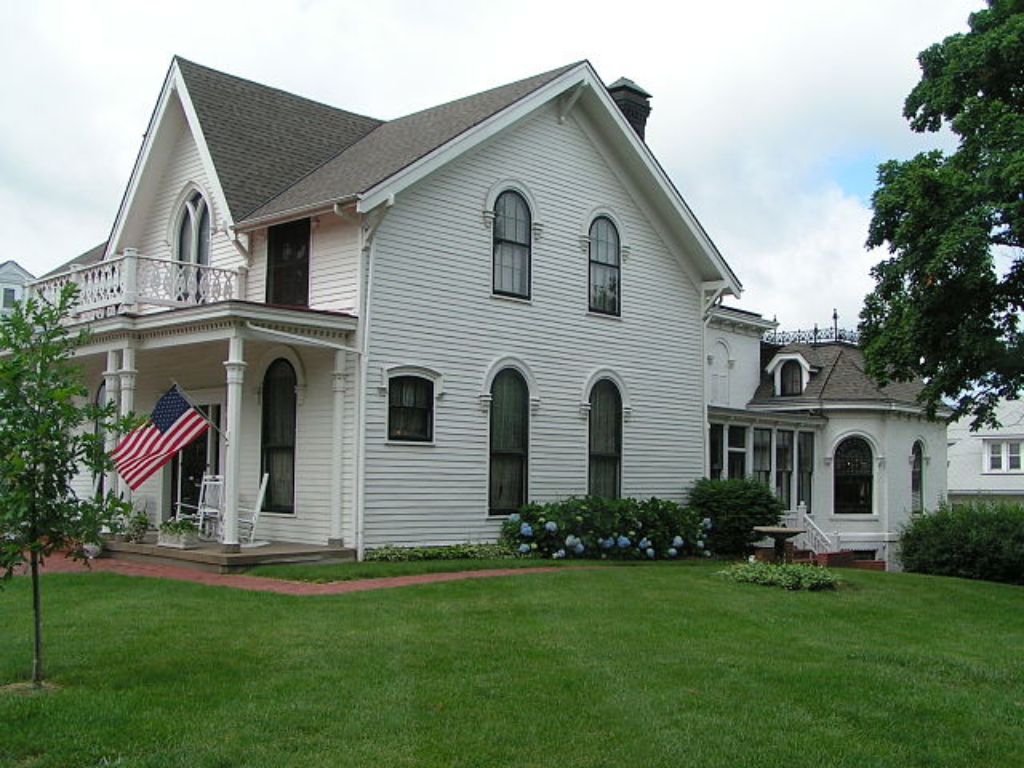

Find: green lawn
247;556;583;582
1;563;1022;767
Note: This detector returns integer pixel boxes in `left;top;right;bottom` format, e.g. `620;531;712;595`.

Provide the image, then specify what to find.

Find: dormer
765;353;813;397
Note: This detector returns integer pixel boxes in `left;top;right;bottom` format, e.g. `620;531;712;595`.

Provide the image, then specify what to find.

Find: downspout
351;196;394;561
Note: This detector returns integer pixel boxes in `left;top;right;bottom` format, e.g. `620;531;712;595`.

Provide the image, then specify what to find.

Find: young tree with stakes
861;0;1024;428
0;285;134;687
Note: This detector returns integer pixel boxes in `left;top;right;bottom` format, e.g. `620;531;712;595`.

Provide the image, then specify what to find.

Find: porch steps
758;546;888;572
102;539;356;574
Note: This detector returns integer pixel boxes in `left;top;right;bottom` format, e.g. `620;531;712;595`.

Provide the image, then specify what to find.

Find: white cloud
0;0;980;327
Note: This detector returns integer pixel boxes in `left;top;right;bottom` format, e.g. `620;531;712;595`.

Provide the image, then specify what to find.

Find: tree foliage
0;285;133;685
861;0;1024;427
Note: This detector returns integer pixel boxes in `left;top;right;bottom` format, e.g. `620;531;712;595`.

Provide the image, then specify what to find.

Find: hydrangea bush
500;497;710;561
687;478;784;555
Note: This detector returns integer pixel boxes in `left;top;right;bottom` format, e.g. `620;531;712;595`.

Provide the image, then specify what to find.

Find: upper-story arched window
834;437;873;515
911;441;924;514
177;191;210;266
492;191;531;299
589;217;621;315
780;360;803;396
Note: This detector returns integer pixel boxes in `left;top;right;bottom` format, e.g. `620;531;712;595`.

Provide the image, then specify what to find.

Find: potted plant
122;511;151;544
157;519;200;549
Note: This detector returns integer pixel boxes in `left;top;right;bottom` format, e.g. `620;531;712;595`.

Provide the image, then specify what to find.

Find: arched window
589;217;621;315
911;441;924;514
489;368;529;514
388;376;434;442
261;359;297;513
781;360;803;396
492;191;531;299
177;190;210;266
589;379;622;498
834;437;873;515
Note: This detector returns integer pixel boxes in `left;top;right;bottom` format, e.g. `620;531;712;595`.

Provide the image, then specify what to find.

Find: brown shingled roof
751;342;926;407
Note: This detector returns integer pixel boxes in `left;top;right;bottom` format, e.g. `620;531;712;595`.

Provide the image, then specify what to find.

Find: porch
102;538;355;574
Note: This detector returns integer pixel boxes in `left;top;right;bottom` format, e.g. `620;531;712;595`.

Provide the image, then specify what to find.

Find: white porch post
118;347;137;501
329;350;347;547
222;334;246;552
103;350;121;496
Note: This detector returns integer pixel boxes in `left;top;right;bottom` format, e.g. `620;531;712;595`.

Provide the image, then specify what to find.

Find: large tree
861;0;1024;428
0;286;133;687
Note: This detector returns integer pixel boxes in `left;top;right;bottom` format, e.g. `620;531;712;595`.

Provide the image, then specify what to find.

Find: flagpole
170;380;229;446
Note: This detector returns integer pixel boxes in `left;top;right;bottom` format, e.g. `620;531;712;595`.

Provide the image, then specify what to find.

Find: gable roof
241;62;580;225
750;342;927;407
0;260;35;282
175;58;382;221
40;242;107;279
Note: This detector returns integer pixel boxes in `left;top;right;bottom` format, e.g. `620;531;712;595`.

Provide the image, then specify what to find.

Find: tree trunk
30;549;43;687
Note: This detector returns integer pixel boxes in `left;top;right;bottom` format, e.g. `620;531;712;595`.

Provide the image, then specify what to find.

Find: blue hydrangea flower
672;535;684;548
702;517;713;530
696;540;704;549
573;543;585;555
703;550;712;557
645;547;655;559
617;535;631;549
518;543;531;554
520;523;533;538
553;549;566;559
544;521;558;533
565;534;578;547
668;547;679;558
509;513;521;523
600;537;614;550
639;537;651;550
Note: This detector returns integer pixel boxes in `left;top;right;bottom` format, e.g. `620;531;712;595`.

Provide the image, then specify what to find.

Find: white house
0;260;35;316
705;307;949;566
31;58;741;557
947;399;1024;505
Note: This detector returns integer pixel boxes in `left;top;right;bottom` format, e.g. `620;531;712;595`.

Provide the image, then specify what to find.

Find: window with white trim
492;191;531;298
177;191;210;266
911;441;924;513
388;376;434;442
588;379;623;498
489;368;529;514
588;216;621;315
985;440;1022;473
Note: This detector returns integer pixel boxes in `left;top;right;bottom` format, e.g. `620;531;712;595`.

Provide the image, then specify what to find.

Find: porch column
221;334;246;552
118;347;137;501
102;350;121;497
328;350;347;547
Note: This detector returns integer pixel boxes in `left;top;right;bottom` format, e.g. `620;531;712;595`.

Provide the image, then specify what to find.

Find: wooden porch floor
102;538;356;574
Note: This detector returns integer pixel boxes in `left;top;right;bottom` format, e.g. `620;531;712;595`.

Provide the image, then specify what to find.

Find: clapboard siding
133;104;235;272
362;102;706;547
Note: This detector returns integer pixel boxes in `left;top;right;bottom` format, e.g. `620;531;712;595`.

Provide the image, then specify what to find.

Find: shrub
899;501;1024;585
499;496;709;560
365;543;516;562
721;561;838;591
158;519;198;536
121;512;150;544
687;478;784;555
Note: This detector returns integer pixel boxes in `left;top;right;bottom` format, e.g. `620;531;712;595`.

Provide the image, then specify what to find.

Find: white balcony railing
29;249;247;321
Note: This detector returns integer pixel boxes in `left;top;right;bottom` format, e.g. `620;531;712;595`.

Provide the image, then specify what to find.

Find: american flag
112;386;210;490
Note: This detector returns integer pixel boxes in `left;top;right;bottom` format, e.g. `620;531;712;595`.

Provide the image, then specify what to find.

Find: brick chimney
607;77;652;140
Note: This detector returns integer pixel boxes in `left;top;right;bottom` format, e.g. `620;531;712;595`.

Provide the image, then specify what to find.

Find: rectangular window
987;440;1023;473
267;218;310;307
727;425;746;480
388;376;434;442
775;430;793;509
752;429;771;487
797;431;814;513
709;424;723;480
2;288;15;308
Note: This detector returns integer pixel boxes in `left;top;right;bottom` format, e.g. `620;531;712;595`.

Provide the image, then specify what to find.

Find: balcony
29;249;247;322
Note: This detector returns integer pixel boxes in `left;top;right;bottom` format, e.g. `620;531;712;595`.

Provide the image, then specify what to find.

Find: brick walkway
35;556;570;596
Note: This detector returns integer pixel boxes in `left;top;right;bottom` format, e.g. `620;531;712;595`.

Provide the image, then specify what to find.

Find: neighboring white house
705;306;949;566
0;260;34;316
30;58;741;557
947;399;1024;505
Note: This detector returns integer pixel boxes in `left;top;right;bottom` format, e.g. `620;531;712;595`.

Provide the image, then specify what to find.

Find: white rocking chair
176;474;224;539
237;473;269;546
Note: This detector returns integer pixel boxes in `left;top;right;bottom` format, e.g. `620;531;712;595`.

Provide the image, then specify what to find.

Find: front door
169;404;221;518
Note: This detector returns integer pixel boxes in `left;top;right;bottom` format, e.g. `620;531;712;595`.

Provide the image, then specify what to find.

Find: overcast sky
0;0;979;329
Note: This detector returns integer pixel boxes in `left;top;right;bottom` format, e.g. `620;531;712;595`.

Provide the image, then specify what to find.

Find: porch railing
780;502;836;555
29;249;247;321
